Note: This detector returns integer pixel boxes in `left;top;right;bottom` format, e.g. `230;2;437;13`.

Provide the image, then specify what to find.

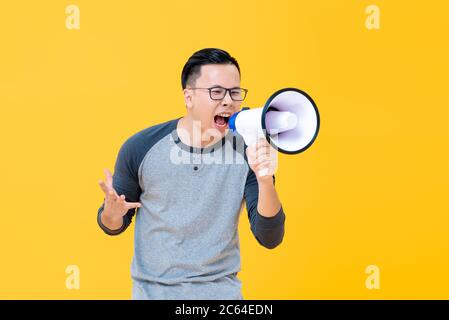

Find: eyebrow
210;85;241;89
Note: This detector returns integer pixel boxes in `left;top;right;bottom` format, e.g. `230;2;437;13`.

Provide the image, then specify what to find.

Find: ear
183;88;193;109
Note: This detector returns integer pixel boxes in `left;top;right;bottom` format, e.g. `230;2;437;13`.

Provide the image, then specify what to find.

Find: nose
221;89;233;105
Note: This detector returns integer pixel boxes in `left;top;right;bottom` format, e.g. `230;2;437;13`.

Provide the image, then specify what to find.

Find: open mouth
213;113;231;128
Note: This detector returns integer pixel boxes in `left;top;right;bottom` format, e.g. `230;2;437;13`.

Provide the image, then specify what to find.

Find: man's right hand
98;168;141;230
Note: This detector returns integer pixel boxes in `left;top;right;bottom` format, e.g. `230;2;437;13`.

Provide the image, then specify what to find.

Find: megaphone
228;88;320;175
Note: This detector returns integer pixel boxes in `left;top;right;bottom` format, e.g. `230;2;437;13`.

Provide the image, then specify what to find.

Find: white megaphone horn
228;88;320;175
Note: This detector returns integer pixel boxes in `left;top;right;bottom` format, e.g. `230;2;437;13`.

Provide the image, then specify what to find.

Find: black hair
181;48;240;89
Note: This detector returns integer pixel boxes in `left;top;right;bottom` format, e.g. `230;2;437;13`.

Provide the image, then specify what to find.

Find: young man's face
184;64;243;140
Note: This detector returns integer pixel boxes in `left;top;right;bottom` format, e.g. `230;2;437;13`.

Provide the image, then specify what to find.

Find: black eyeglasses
188;86;248;101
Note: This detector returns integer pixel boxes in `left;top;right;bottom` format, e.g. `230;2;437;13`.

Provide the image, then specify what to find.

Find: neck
177;115;225;148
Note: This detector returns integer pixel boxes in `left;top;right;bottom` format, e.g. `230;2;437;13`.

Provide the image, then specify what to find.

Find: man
97;48;286;300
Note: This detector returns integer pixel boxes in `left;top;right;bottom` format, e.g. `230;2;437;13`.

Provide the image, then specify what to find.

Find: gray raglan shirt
97;117;286;300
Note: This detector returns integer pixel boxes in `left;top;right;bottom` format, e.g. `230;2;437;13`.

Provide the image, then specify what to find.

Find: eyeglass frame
186;86;249;101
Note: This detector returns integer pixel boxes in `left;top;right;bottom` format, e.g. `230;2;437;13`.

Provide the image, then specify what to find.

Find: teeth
217;113;231;117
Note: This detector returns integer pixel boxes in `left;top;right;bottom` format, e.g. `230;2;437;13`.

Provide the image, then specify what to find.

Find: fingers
124;201;142;210
246;140;273;157
255;138;269;149
116;194;126;206
246;143;261;165
98;180;115;201
255;139;273;157
256;146;272;158
99;168;120;200
246;138;264;154
98;180;109;195
246;144;276;167
114;194;126;205
251;140;278;175
255;160;277;176
104;168;113;188
116;194;142;210
253;154;273;166
255;159;271;171
107;189;118;202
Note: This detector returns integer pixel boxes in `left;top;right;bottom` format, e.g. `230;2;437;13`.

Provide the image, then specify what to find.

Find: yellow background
1;0;448;299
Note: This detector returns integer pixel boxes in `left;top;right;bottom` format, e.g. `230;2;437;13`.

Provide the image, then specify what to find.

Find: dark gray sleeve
97;138;142;236
244;167;286;249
